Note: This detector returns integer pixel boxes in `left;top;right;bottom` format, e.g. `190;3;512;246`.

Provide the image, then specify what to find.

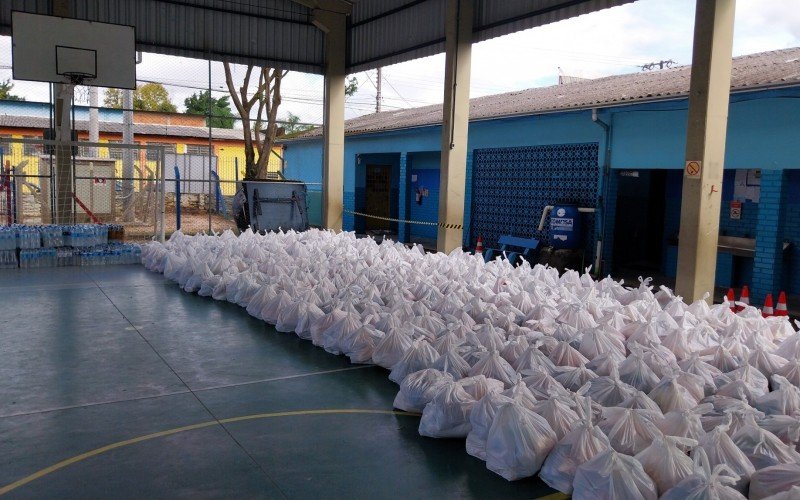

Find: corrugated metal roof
0;114;246;140
283;47;800;139
347;0;637;72
0;0;636;73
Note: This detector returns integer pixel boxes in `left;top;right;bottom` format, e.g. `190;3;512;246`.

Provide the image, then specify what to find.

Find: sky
1;0;799;126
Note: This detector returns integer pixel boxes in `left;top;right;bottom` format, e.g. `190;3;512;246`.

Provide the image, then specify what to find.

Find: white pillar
437;0;473;253
52;0;73;224
89;87;99;156
122;89;135;221
314;9;347;232
675;0;736;303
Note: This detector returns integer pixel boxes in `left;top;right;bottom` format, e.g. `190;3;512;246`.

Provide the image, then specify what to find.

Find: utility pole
89;87;99;157
375;67;382;113
122;88;134;221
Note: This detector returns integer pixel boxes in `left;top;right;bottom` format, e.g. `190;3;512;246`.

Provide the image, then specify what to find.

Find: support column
398;152;409;243
675;0;736;303
437;0;473;253
314;9;347;232
52;0;73;224
752;170;787;304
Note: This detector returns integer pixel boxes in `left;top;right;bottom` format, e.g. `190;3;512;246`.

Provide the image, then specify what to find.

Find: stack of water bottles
0;224;141;269
0;226;17;269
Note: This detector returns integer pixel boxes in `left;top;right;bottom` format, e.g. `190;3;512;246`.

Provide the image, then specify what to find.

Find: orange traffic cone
737;285;750;312
726;288;736;312
475;235;484;254
776;291;789;317
763;294;774;318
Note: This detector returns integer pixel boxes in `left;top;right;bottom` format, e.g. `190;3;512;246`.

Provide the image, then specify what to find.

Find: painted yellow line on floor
0;408;419;496
534;493;569;500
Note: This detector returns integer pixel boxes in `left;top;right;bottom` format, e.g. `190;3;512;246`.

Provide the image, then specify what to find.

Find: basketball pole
52;0;74;225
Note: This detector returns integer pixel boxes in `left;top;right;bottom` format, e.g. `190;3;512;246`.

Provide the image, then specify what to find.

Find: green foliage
345;76;359;97
184;91;235;129
104;83;177;112
282;112;314;135
0;79;24;101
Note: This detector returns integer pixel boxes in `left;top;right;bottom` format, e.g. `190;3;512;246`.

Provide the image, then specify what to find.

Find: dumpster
243;180;309;232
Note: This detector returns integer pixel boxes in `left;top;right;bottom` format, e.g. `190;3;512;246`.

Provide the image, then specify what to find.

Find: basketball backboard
11;12;136;89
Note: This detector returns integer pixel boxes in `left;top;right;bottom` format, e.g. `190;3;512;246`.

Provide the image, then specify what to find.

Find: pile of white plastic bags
142;228;800;499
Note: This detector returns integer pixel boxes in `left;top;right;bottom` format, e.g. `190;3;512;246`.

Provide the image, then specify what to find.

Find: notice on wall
734;169;761;203
685;160;702;178
730;200;742;220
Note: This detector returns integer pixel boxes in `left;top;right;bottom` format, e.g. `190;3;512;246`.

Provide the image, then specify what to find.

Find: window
22;139;42;156
186;144;213;156
0;135;11;155
107;140;123;160
146;142;176;160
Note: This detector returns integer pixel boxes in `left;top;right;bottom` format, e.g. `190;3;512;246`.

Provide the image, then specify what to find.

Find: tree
345;76;359;97
223;62;286;180
104;83;177;112
282;112;314;135
184;91;235;128
0;79;24;101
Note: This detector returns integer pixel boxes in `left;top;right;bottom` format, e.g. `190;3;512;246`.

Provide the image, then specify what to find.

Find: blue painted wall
408;151;440;240
0;99;122;122
612;91;800;170
281;86;800;298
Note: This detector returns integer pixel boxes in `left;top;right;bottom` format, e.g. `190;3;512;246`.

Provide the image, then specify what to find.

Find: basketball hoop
63;72;93;87
11;13;135;90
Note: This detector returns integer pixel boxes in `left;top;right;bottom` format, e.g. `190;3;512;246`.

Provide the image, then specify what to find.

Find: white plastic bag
755;375;800;416
393;368;453;412
585;366;637;407
749;463;800;500
599;407;663;456
531;396;580;440
466;392;514;461
660;448;745;500
341;324;381;364
692;419;755;493
648;372;700;413
573;448;657;500
372;328;413;369
656;403;711;448
485;400;557;481
554;365;598;392
389;339;439;384
618;349;661;393
458;374;504;401
539;399;610;494
635;435;698;495
467;350;516;388
619;390;663;413
432;347;470;379
758;415;800;451
731;413;800;470
418;381;476;438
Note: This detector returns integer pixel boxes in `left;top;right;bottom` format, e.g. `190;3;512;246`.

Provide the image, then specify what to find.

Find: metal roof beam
291;0;353;15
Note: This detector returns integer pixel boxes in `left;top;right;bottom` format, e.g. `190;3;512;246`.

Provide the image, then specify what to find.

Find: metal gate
470;142;599;257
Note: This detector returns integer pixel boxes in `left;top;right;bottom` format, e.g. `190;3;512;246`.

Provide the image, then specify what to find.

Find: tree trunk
223;62;286;181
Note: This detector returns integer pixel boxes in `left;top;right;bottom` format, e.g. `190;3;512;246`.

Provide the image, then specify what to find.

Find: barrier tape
343;209;463;230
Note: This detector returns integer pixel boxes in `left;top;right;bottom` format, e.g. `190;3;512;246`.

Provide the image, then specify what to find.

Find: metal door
365;164;391;231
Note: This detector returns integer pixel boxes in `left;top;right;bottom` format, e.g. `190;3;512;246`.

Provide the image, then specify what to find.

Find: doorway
365;164;391;231
613;170;667;272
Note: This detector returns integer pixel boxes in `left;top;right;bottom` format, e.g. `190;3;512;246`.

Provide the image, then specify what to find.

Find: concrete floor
0;266;559;499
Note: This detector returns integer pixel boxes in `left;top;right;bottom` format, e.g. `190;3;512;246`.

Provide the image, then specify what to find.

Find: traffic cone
475;235;484;254
726;288;736;312
763;294;774;318
737;285;750;312
776;291;789;317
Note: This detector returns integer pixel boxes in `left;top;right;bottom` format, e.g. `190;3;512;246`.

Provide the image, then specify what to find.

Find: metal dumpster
243;180;309;232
